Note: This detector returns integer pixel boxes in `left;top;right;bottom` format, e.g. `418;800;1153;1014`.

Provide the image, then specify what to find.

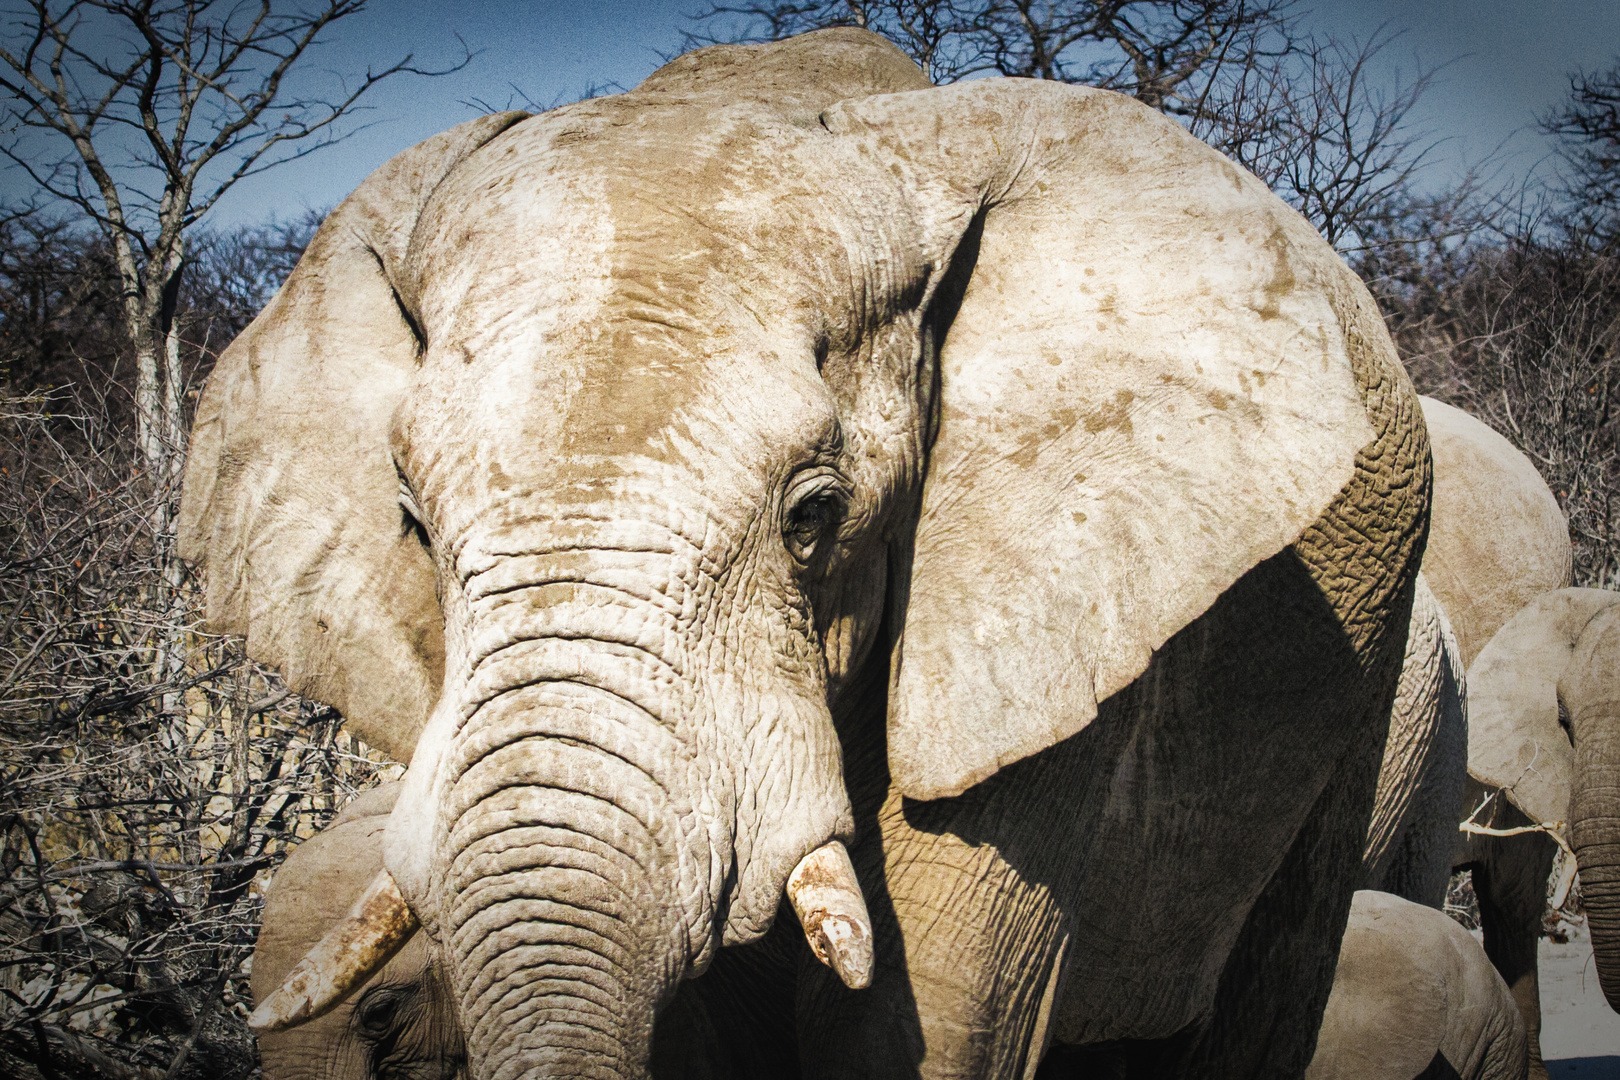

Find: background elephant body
1460;588;1620;1049
253;786;464;1080
1304;891;1527;1080
1362;571;1469;909
195;29;1429;1080
1333;399;1598;1079
1352;398;1577;1078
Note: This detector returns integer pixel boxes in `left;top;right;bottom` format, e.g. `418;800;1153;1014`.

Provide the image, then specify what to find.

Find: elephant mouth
248;839;872;1033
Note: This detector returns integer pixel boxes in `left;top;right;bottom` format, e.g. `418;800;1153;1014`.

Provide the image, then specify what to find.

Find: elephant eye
355;985;408;1038
783;476;848;566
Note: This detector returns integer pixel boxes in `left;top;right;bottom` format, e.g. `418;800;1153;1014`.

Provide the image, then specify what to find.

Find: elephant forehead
398;101;912;493
409;98;920;352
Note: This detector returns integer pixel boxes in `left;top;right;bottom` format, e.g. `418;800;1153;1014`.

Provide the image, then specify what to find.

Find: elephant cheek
254;1015;368;1080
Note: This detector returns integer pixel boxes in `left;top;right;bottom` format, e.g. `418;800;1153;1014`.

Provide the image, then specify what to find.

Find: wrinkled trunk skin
402;501;849;1080
1571;712;1620;1011
430;544;721;1080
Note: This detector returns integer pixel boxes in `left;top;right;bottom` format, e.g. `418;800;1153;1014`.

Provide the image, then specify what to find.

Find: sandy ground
1541;919;1619;1078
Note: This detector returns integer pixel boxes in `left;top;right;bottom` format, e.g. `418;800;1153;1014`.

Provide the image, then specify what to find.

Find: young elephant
1304;891;1527;1080
186;27;1429;1080
253;786;463;1080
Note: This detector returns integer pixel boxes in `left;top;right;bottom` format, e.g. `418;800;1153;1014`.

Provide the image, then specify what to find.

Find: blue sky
9;1;1620;227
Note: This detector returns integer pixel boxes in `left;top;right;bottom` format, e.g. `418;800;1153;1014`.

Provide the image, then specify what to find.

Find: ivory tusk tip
814;913;873;990
248;961;317;1032
251;869;419;1032
786;841;875;991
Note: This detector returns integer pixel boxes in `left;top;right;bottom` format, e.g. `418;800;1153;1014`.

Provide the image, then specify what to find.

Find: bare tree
687;0;1294;94
0;0;462;534
0;370;398;1079
1188;26;1441;251
0;11;447;1067
1543;58;1620;245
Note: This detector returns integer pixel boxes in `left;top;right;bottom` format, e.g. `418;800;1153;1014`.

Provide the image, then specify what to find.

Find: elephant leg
1379;649;1469;909
1380;719;1470;909
1470;826;1558;1080
1160;719;1386;1080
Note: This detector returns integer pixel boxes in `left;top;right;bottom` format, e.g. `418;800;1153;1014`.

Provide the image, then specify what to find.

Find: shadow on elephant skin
807;545;1383;1076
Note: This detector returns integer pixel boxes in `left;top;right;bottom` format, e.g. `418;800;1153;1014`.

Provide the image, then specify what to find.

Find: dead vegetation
0;224;397;1080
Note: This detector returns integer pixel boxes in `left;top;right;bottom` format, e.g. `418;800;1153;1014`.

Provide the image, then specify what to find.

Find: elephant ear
823;81;1379;799
1466;588;1620;825
178;112;530;764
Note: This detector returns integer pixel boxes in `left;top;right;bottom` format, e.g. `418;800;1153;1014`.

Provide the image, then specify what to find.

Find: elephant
182;28;1430;1080
1460;590;1620;1041
1360;569;1469;910
1353;396;1572;1077
257;827;1538;1080
1303;890;1527;1080
1416;397;1573;670
252;785;464;1080
1358;395;1570;911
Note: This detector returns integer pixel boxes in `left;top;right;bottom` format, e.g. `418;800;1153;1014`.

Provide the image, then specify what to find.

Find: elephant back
1419;396;1571;668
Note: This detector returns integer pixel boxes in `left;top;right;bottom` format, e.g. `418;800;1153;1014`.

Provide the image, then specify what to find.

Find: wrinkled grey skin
1564;601;1620;1014
191;30;1428;1080
253;787;464;1080
1360;396;1571;917
1395;400;1575;1080
1362;570;1469;909
1304;891;1527;1080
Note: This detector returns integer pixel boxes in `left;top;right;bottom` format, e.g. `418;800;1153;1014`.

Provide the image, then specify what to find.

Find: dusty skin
252;395;1568;1080
183;28;1429;1080
1361;396;1586;1080
1305;891;1527;1080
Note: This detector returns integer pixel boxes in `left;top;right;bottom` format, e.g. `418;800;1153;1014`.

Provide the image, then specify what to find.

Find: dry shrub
0;382;399;1080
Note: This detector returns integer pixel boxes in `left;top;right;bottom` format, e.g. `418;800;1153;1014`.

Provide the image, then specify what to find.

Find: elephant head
1558;596;1620;1010
252;786;464;1080
183;29;1411;1078
1466;587;1620;1011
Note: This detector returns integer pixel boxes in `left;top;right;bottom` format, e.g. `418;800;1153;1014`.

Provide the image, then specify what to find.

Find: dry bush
0;364;397;1077
1362;220;1620;588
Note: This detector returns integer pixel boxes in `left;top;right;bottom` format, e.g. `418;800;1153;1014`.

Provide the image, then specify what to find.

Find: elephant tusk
249;869;419;1032
786;841;873;990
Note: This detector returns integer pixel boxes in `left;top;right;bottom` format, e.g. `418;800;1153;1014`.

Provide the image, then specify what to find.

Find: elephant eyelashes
782;475;848;566
398;481;429;550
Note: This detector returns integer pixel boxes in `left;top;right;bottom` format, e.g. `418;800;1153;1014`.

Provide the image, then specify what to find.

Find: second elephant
1464;588;1620;1021
1305;890;1526;1080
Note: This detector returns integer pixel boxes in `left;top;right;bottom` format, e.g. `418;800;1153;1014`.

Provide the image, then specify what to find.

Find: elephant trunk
434;562;720;1080
1571;711;1620;1011
445;688;700;1079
